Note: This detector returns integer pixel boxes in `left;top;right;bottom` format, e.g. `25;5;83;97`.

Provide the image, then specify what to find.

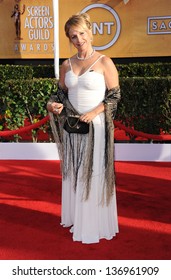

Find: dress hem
72;231;119;244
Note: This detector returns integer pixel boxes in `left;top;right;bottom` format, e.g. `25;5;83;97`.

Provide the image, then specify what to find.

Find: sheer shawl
48;84;121;205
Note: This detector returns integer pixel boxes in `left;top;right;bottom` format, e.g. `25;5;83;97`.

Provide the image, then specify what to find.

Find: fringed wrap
48;84;121;205
103;86;121;205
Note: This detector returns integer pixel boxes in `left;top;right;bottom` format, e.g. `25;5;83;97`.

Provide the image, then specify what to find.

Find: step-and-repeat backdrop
0;0;171;59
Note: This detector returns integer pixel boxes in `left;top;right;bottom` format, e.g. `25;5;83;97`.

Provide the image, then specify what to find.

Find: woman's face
69;26;92;52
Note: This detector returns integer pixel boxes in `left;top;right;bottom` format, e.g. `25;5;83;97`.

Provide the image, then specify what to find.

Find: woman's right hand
47;102;64;115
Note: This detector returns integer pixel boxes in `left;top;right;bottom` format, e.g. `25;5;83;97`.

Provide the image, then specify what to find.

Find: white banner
0;260;171;280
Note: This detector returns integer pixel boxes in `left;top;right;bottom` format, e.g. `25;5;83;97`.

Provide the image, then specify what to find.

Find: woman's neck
77;48;95;61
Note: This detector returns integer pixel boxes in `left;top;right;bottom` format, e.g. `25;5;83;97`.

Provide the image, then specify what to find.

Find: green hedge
0;76;170;142
0;78;57;142
118;77;171;136
0;65;55;80
0;63;170;142
117;62;171;77
0;65;33;80
1;62;171;80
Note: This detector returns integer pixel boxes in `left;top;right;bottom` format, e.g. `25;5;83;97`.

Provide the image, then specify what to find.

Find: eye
71;35;76;39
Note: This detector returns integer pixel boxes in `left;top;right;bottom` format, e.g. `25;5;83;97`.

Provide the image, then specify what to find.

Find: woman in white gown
47;13;121;244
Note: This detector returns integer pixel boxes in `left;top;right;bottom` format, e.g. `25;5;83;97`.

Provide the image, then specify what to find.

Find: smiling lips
77;42;85;48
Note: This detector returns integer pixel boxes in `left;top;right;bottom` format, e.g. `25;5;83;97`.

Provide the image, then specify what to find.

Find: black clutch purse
63;115;89;134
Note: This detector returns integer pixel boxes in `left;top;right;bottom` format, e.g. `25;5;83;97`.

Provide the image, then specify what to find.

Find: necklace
77;49;95;61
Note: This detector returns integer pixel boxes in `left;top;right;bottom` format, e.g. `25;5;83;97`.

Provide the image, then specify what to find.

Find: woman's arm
47;60;68;114
59;59;68;90
102;56;119;90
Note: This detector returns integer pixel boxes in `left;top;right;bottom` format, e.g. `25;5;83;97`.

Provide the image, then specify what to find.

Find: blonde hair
64;13;92;39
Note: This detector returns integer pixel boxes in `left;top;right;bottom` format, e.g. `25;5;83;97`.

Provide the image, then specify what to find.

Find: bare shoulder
61;59;69;71
100;55;119;88
60;59;70;77
59;59;70;88
101;55;117;70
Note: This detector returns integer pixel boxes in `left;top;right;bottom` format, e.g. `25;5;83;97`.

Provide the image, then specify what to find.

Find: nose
76;34;82;43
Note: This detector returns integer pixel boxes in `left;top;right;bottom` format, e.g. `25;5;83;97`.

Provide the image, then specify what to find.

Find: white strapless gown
60;58;119;244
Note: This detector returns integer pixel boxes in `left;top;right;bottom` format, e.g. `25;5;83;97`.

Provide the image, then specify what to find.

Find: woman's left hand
80;111;97;123
80;103;105;123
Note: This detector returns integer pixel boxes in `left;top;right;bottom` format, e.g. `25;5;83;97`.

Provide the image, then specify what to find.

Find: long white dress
61;56;119;244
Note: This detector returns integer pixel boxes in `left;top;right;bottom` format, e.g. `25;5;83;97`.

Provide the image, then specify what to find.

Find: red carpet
0;160;171;260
